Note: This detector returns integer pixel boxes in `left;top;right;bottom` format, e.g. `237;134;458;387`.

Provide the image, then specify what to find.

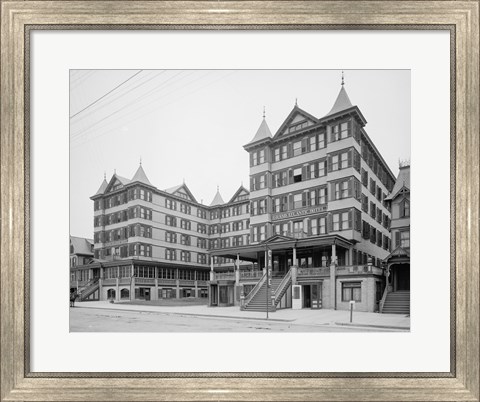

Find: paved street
70;304;409;332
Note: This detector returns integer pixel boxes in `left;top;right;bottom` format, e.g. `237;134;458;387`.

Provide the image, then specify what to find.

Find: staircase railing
274;268;292;306
379;285;389;313
243;273;266;309
79;278;99;300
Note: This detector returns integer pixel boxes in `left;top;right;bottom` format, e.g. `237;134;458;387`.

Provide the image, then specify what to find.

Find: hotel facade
71;82;401;313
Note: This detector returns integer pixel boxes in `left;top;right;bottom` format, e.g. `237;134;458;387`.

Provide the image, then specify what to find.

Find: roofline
360;128;396;182
319;105;367;126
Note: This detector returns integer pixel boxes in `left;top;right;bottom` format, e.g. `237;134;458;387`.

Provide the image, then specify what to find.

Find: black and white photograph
69;69;411;333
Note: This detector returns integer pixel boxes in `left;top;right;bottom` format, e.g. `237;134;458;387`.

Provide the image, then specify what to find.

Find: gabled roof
94;178;108;196
228;185;250;204
210;188;225;206
324;85;353;117
245;118;272;147
103;174;131;194
262;234;296;244
384;246;410;262
385;165;410;201
273;105;319;139
131;164;152;186
164;183;198;203
70;236;94;256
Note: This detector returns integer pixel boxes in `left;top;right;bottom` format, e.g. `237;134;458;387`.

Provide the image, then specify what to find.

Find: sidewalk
74;301;410;330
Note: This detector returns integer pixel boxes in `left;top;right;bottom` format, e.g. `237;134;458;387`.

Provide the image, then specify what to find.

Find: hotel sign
272;205;327;221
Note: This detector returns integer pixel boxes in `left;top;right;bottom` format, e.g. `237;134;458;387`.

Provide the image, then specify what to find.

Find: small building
381;163;410;314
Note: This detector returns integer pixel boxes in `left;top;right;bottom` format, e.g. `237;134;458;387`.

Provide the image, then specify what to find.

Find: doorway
303;283;322;309
395;265;410;291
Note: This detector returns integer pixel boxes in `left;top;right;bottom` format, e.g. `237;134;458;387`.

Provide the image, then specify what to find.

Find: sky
70;69;410;239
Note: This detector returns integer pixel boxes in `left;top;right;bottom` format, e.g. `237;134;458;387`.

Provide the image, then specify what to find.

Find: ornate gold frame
1;1;478;401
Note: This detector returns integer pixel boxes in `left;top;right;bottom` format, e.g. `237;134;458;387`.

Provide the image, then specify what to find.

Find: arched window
120;288;129;299
107;289;116;299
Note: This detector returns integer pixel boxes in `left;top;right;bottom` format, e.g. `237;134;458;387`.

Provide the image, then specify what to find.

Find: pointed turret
131;164;152;186
244;107;273;148
210;186;225;206
325;85;353;117
94;177;108;196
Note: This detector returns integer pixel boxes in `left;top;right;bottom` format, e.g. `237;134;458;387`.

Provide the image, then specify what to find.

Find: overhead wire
70;70;143;119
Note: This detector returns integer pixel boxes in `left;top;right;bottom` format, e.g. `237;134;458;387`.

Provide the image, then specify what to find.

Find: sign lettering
272;205;327;221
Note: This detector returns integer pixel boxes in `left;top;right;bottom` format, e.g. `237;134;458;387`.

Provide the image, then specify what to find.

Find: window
400;231;410;248
361;194;368;213
400;199;410;217
318;133;325;148
251;174;266;191
180;234;191;246
293;193;303;209
340;122;349;139
335;181;349;200
274;198;281;212
332;211;352;231
166;215;176;227
370;202;376;219
318;187;327;204
309;136;316;151
180;251;191;262
293;167;302;183
274;222;289;236
197;223;207;234
293;141;302;156
197;208;206;219
258;199;266;214
259;149;265;164
180;219;191;230
370;178;376;194
197;253;207;264
361;168;368;187
253;226;266;242
197;238;207;249
293;220;304;236
310;216;327;235
331;155;339;171
281;145;288;160
342;282;361;302
274;147;280;162
165;249;176;261
166;199;176;210
180;203;191;214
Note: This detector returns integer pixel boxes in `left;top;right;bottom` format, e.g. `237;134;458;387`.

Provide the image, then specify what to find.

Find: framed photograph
1;1;478;401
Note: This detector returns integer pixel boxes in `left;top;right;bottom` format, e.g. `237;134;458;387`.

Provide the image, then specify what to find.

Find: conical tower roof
210;187;225;206
131;164;152;186
325;85;353;117
94;178;108;196
246;117;272;145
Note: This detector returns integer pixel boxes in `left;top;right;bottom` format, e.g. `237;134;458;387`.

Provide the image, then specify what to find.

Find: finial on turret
263;106;266;119
341;70;345;86
139;156;142;166
217;185;219;192
114;168;116;175
104;171;106;180
295;98;298;106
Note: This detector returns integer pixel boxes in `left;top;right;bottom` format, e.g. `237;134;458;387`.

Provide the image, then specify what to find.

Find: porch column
235;253;240;285
293;247;297;266
130;263;135;301
330;243;337;310
210;258;214;281
98;265;104;301
349;247;354;266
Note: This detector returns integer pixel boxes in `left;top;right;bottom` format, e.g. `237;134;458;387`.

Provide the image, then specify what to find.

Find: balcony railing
135;278;155;285
214;272;235;280
240;271;264;280
297;265;385;277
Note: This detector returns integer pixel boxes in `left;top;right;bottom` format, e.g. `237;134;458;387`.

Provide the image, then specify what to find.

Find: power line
70;70;143;119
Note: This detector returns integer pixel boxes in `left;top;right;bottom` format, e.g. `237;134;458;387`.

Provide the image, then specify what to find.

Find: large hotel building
70;81;404;313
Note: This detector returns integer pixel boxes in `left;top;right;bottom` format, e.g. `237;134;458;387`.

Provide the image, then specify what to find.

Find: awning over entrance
384;246;410;265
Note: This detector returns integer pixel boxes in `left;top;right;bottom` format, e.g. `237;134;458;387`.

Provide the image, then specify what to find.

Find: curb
73;305;294;323
334;322;410;330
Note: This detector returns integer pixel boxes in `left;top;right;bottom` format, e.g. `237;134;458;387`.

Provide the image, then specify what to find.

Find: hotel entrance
303;283;322;309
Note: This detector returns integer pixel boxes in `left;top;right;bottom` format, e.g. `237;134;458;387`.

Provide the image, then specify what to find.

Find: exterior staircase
243;277;284;311
381;290;410;314
78;278;99;301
